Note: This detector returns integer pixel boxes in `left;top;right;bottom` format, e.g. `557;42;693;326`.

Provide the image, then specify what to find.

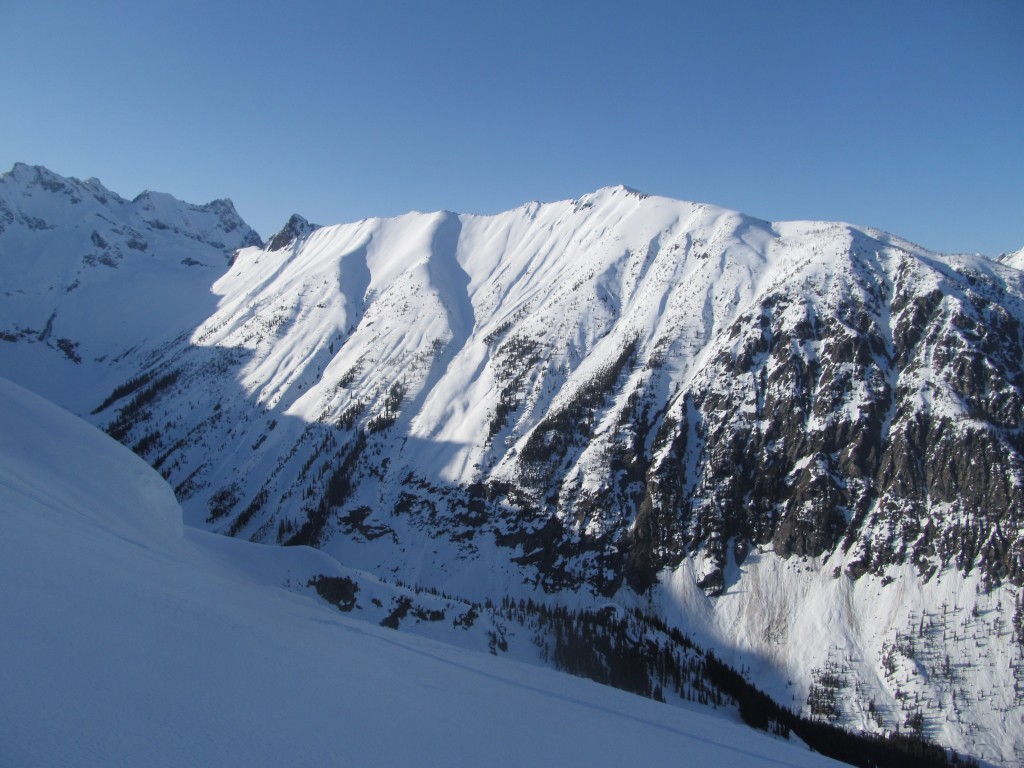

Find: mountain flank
1;164;1021;764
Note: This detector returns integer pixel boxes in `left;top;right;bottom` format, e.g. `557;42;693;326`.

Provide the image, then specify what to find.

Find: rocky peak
267;213;318;251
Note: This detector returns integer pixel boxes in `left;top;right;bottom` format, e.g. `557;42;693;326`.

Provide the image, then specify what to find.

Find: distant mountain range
1;163;1020;765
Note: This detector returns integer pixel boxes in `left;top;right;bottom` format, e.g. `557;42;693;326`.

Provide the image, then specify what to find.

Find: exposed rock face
625;242;1024;593
267;213;318;251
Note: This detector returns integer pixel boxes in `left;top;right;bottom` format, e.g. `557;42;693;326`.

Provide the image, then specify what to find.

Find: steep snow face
0;163;262;410
4;170;1024;763
0;376;846;768
999;247;1024;271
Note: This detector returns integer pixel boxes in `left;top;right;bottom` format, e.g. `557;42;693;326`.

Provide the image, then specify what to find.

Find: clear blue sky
4;0;1022;255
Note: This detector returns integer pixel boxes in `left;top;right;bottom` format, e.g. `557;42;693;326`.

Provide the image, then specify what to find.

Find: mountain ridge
2;164;1022;764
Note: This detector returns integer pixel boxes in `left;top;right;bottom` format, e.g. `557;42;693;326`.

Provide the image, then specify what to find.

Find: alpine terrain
2;163;1021;765
2;375;855;767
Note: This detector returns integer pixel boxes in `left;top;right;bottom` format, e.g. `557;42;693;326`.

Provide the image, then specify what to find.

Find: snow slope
0;376;843;767
3;165;1023;764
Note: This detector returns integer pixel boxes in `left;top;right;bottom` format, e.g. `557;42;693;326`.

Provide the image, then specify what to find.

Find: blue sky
4;0;1021;255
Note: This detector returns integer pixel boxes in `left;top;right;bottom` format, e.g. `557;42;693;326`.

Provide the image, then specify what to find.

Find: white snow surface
0;376;842;767
999;246;1024;271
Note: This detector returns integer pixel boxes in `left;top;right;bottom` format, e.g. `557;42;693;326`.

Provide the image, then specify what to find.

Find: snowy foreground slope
0;377;842;767
2;165;1023;764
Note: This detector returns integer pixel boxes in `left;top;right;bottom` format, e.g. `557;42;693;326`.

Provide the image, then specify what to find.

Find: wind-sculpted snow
3;167;1023;763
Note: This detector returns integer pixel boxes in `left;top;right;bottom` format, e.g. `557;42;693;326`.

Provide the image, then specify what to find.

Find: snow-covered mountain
2;163;1021;764
2;375;854;767
998;247;1024;272
0;162;261;411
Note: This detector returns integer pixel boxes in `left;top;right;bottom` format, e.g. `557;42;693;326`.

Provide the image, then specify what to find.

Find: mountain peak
1;164;262;250
267;213;318;251
3;162;76;194
6;161;57;178
573;184;651;208
3;163;118;198
604;183;647;197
